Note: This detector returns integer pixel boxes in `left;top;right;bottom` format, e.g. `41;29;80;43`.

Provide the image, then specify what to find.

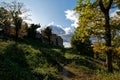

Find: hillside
0;39;65;80
0;39;120;80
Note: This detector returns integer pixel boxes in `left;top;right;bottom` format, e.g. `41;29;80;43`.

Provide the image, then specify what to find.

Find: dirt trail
62;66;74;80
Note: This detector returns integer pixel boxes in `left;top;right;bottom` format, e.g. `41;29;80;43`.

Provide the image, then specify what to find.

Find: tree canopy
74;0;120;72
1;0;29;41
41;26;52;45
0;7;12;28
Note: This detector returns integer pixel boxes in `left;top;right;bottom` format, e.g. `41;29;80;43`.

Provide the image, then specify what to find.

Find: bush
71;34;93;57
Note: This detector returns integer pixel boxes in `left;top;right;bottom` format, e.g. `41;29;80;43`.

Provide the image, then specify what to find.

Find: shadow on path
39;48;75;80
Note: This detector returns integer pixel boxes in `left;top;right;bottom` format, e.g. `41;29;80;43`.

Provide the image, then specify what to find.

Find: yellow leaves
115;47;120;55
93;44;120;58
75;0;112;43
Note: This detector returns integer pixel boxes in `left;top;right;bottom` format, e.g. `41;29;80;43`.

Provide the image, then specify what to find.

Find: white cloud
47;21;55;26
65;10;79;28
110;9;120;17
63;42;71;48
56;24;64;29
46;21;73;35
46;22;63;29
64;27;73;34
40;22;73;47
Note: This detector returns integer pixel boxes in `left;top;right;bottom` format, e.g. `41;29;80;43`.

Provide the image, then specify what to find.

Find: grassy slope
64;48;120;80
0;39;65;80
0;39;120;80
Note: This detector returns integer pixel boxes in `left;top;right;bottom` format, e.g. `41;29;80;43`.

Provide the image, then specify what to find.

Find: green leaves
74;0;109;41
0;7;12;27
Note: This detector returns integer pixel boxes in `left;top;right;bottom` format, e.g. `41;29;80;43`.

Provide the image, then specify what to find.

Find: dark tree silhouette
27;24;40;39
41;26;52;45
0;7;12;36
1;0;29;42
14;17;23;41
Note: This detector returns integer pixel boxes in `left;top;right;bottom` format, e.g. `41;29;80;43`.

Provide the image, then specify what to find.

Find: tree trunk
104;11;113;73
99;0;113;73
15;17;22;42
15;26;19;42
48;36;51;45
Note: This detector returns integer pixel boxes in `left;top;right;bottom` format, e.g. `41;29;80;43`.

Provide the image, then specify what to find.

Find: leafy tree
0;7;11;27
1;0;29;42
71;28;93;57
111;16;120;47
41;26;52;45
18;23;28;39
14;17;23;41
111;17;120;38
27;24;40;39
0;7;12;35
75;0;120;72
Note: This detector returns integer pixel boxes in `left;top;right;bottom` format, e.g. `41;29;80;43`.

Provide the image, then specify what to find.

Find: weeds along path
39;48;75;80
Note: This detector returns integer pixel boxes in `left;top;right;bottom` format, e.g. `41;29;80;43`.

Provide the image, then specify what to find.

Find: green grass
0;39;120;80
64;48;120;80
0;40;64;80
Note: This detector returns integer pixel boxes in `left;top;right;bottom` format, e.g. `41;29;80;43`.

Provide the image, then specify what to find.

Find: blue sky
1;0;78;28
2;0;118;28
